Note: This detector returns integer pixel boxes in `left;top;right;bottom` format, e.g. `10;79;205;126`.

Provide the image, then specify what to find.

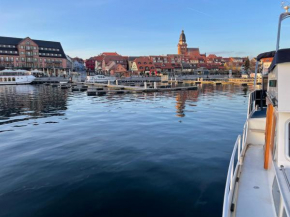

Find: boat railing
223;113;250;217
222;134;244;217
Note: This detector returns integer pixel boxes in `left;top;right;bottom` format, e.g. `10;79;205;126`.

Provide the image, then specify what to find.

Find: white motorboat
0;69;35;85
86;74;116;83
223;5;290;217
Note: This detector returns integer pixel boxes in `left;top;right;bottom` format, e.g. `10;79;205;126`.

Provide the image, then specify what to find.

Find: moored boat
222;5;290;217
86;74;116;83
0;69;35;85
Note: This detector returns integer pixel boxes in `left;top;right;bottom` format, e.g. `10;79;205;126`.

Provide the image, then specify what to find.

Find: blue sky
1;0;289;59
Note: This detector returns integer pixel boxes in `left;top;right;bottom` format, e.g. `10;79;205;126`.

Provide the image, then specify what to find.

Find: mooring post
116;80;118;85
108;80;110;85
154;82;157;89
144;82;147;89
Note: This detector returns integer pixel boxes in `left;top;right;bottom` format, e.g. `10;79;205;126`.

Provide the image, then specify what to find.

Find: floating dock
69;81;198;96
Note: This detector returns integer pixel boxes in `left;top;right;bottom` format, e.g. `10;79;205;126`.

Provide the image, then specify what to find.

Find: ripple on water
0;84;251;217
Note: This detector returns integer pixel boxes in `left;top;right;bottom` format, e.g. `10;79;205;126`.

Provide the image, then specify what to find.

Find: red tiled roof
112;64;127;72
102;52;119;56
103;55;127;64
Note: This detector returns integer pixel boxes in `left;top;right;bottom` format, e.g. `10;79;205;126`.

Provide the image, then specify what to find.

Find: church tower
177;30;188;55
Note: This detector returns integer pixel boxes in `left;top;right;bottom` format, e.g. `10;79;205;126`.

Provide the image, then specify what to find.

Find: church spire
179;30;186;43
177;30;187;55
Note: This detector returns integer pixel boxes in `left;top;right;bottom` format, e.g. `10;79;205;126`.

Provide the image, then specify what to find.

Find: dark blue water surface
0;84;250;217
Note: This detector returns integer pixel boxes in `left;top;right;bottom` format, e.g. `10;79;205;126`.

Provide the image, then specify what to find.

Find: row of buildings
0;31;251;77
85;52;248;76
84;30;250;76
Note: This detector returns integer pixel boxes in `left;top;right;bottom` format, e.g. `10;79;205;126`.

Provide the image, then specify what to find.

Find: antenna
282;1;290;12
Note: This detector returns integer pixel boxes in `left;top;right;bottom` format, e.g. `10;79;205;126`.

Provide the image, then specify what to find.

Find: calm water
0;84;250;217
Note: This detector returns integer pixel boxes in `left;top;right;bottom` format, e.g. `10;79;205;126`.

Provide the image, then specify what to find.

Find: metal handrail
223;119;249;217
241;121;248;151
222;135;242;217
276;12;290;51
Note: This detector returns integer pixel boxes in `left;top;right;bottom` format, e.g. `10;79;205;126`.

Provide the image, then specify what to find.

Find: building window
21;58;25;61
26;41;30;45
21;46;24;49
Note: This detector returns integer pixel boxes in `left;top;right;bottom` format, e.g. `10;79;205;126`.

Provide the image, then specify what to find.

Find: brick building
131;57;156;75
0;36;68;76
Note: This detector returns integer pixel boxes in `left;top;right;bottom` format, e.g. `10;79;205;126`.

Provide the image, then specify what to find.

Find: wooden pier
69;81;198;96
45;77;262;97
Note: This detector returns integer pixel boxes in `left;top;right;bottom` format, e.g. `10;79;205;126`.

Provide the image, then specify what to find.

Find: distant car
250;73;262;78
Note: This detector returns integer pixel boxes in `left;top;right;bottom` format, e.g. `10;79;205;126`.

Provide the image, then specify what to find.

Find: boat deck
236;145;275;217
251;109;267;119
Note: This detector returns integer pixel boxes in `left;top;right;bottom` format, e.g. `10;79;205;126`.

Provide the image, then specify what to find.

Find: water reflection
0;84;254;126
0;85;69;125
175;91;199;117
